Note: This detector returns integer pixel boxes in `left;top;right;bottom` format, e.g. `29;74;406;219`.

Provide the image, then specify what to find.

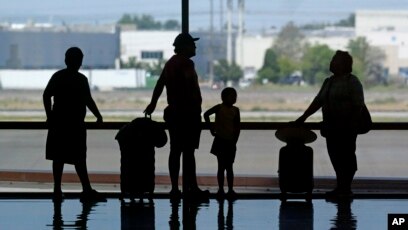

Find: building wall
0;69;146;90
235;35;274;72
356;10;408;34
120;30;178;65
356;11;408;76
0;29;120;69
120;30;228;80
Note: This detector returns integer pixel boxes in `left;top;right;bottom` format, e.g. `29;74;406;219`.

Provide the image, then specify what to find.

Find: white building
120;30;178;65
356;10;408;76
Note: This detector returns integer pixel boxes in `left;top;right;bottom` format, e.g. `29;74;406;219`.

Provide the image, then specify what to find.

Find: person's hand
294;115;306;125
96;116;103;123
144;103;156;116
210;128;216;136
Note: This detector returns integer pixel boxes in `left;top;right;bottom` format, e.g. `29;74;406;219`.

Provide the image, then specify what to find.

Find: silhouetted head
173;33;199;58
221;87;237;106
65;47;83;71
329;50;353;75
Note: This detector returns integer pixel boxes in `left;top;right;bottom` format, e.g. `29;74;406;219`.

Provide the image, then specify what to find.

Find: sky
0;0;407;33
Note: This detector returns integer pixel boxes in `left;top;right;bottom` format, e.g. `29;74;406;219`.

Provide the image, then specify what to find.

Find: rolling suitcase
115;116;167;201
278;144;314;201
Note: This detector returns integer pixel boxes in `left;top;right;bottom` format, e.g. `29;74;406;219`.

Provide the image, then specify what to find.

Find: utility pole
209;0;214;86
226;0;233;64
238;0;244;70
182;0;189;33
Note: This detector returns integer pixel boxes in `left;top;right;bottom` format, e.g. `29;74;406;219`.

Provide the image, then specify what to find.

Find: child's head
221;87;237;105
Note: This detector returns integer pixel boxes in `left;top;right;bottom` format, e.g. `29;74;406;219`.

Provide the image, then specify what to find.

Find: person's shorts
210;136;236;164
164;107;201;151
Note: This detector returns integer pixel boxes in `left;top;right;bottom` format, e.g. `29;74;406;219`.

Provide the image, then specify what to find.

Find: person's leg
169;148;182;192
53;161;64;194
326;135;342;193
182;148;197;191
74;161;92;192
326;133;357;195
226;163;234;193
217;157;225;194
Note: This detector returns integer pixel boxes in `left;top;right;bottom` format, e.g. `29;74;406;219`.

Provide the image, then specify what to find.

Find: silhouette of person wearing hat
43;47;105;203
144;33;209;198
295;50;365;198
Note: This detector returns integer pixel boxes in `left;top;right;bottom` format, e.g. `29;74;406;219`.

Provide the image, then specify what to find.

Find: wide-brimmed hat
173;33;199;47
275;125;317;144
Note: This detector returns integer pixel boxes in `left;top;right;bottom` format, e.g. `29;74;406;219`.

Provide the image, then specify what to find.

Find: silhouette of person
144;33;208;198
204;87;240;199
43;47;105;203
296;50;365;198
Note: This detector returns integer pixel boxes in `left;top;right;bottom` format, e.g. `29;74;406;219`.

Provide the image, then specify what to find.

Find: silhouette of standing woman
43;47;105;202
296;50;365;198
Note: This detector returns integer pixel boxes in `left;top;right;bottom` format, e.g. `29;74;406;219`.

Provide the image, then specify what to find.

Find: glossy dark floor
1;198;407;229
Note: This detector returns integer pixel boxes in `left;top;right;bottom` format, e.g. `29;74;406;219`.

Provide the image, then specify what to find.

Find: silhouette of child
204;87;240;199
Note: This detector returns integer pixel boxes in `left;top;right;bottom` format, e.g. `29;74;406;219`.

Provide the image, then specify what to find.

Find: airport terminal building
0;23;120;69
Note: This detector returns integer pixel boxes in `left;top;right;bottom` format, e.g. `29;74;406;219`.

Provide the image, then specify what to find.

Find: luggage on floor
115;116;167;200
278;144;314;198
275;125;316;201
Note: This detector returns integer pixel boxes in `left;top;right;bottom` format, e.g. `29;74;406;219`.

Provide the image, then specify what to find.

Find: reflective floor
1;198;408;229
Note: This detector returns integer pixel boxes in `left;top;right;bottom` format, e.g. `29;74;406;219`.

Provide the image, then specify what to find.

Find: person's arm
43;76;54;121
295;98;322;123
203;104;219;136
295;79;328;123
87;97;103;123
144;72;165;115
85;79;103;123
349;76;365;126
233;107;241;143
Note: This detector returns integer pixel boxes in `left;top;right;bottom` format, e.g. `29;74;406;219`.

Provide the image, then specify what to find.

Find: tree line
257;21;386;86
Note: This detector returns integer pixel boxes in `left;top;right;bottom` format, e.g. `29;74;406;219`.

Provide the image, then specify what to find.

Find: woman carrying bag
295;50;369;198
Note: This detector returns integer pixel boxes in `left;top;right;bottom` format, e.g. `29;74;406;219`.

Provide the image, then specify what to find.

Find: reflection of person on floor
169;200;181;230
43;47;105;203
169;199;209;230
50;201;99;229
217;199;234;229
296;50;365;198
204;87;240;199
327;199;356;230
144;33;208;198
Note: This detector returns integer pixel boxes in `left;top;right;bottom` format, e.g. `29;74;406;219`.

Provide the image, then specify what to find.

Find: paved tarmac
0;129;408;179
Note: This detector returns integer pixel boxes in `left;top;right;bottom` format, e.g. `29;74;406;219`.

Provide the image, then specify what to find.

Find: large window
0;0;407;122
